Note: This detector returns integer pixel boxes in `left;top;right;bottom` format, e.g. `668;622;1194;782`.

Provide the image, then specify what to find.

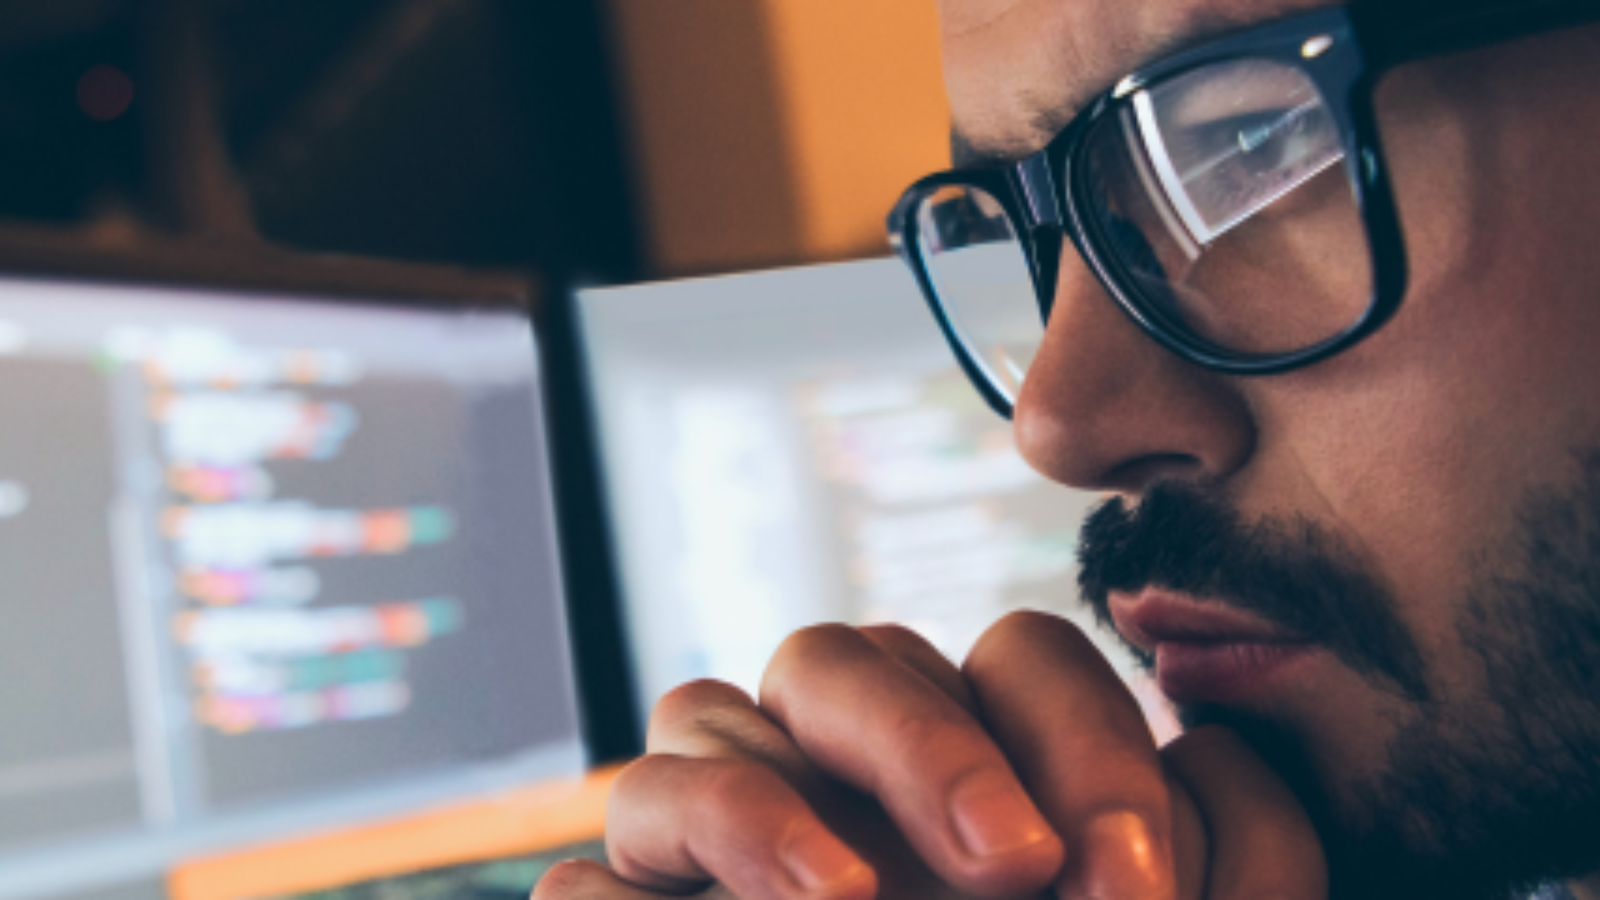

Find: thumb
1162;726;1328;899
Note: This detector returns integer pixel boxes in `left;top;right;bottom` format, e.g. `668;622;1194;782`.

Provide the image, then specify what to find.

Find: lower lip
1155;641;1314;704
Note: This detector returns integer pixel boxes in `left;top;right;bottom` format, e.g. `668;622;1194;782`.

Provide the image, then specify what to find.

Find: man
538;0;1600;897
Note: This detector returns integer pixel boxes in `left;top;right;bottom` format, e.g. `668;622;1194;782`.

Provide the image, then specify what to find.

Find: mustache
1076;482;1431;703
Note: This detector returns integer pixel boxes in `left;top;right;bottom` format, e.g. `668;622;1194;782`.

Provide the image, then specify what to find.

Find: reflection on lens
1136;59;1344;245
1081;56;1372;355
915;186;1041;405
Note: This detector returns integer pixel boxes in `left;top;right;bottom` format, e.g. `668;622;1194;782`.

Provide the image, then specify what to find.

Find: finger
1165;767;1208;900
964;610;1176;900
858;623;978;713
1163;727;1328;900
606;754;877;900
644;673;974;898
760;624;1064;897
647;679;815;786
531;858;707;899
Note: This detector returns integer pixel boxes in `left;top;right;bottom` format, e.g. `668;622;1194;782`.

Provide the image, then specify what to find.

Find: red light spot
77;64;135;121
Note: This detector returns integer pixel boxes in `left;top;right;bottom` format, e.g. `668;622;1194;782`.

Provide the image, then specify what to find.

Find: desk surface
168;766;620;899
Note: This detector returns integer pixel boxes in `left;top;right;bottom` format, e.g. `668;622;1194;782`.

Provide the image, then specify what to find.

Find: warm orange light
168;767;621;899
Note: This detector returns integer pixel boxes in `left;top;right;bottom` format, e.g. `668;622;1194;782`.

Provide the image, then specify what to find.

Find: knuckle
647;679;754;751
655;678;752;721
771;622;860;669
530;859;612;898
993;608;1079;643
609;753;676;812
965;609;1092;674
857;621;925;649
763;623;865;697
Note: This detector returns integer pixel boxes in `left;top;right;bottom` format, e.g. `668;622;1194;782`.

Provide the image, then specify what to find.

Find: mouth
1109;589;1317;705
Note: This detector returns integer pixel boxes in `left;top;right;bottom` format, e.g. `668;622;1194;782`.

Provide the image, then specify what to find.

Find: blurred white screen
579;259;1176;739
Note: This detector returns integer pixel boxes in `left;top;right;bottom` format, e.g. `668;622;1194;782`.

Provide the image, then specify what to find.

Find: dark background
0;0;640;275
0;0;642;759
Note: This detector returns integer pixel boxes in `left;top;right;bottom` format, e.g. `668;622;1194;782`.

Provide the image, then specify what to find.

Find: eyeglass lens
914;54;1375;399
1081;56;1372;355
915;185;1043;405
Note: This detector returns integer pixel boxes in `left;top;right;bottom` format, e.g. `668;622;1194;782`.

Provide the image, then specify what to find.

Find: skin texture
538;620;1315;899
1002;0;1600;889
537;0;1600;897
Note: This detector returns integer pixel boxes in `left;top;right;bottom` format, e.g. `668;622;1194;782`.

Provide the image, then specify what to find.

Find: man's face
939;0;1600;895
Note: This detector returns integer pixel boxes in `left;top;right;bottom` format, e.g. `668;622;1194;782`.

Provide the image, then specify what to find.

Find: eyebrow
950;128;1010;168
946;7;1274;170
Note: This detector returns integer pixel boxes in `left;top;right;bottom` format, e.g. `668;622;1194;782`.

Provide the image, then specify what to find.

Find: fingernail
782;827;870;893
1078;810;1168;899
947;769;1054;858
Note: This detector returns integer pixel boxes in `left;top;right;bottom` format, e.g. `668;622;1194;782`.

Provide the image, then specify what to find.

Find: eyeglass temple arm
1357;0;1600;64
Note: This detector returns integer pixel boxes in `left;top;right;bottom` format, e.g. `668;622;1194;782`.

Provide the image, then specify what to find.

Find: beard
1075;451;1600;900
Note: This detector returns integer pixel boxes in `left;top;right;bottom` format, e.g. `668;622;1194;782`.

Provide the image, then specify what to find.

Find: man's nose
1012;236;1254;494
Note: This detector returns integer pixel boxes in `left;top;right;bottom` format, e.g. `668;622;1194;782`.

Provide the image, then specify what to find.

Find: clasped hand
535;611;1326;899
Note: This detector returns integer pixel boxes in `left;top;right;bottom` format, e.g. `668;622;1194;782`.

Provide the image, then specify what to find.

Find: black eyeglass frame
889;0;1600;418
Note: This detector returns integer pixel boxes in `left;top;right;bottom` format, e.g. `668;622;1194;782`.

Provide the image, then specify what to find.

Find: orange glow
168;767;620;899
607;0;949;273
763;2;950;259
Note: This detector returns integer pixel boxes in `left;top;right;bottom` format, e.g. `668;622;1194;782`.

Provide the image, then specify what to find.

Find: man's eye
1175;102;1330;181
1236;116;1282;153
1183;110;1293;162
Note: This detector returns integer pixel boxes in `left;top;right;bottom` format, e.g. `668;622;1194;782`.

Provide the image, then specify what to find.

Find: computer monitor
578;258;1177;741
0;268;584;899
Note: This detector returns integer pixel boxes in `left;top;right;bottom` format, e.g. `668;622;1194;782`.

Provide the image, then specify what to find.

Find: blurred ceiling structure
0;0;640;282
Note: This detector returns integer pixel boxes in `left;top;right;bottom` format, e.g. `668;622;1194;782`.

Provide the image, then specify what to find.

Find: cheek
1366;52;1600;493
1231;83;1600;671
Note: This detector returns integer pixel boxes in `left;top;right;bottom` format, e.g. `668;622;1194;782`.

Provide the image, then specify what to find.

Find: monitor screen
578;258;1176;741
0;274;583;899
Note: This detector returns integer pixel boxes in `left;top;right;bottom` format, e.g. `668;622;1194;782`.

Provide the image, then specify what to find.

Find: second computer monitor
579;258;1176;742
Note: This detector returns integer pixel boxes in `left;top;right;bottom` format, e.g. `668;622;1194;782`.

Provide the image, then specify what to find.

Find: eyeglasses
889;0;1600;418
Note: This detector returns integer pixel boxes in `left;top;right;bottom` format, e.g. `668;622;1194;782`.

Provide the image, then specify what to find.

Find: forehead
939;0;1339;161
